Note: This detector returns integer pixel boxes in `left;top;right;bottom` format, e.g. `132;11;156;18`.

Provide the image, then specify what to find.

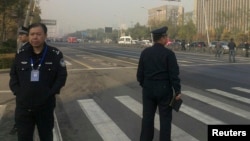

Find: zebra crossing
0;87;249;141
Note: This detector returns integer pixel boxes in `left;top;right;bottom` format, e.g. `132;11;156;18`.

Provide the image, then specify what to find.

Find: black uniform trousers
15;105;54;141
140;81;173;141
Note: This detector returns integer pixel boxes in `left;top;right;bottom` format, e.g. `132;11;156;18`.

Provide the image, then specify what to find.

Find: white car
209;41;229;53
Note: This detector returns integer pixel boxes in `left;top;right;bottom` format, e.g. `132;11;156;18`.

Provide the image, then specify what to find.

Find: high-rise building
147;5;184;27
195;0;250;35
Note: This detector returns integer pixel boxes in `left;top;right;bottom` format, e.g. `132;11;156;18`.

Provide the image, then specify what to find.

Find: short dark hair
153;34;167;42
28;23;47;34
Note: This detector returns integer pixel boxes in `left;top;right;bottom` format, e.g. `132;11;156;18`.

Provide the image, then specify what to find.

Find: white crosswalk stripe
232;87;250;93
0;105;6;121
206;89;250;104
180;104;225;124
1;87;249;141
183;91;250;119
115;96;199;141
78;99;131;141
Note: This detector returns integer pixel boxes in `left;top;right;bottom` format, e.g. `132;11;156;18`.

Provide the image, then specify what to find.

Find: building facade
195;0;250;35
147;5;184;27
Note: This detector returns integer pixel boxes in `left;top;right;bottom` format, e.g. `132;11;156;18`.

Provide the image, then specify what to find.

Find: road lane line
0;90;11;93
64;55;93;69
206;89;250;104
115;96;199;141
53;112;63;141
64;60;72;65
183;91;250;119
232;87;250;94
78;99;131;141
0;105;6;120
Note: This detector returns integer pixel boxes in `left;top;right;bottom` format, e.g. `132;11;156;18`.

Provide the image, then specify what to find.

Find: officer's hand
175;94;182;100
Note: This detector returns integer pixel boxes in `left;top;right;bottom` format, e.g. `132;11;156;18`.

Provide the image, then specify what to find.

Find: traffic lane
55;46;143;140
56;66;145;141
60;47;138;70
180;64;250;97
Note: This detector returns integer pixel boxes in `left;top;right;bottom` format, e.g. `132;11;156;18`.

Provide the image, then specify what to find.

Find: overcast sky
39;0;194;35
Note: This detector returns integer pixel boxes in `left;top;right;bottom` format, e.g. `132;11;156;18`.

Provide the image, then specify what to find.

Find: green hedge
0;39;16;69
0;39;17;54
0;58;14;69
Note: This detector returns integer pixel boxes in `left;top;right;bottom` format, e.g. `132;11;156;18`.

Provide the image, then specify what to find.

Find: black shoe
9;126;17;135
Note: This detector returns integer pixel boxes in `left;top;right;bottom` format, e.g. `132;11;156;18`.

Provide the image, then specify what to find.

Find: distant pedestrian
244;41;249;57
9;23;67;141
137;26;182;141
215;41;222;58
228;38;236;62
181;40;186;51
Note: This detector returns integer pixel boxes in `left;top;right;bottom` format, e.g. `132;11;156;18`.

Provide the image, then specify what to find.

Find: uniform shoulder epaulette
17;43;31;54
50;46;61;55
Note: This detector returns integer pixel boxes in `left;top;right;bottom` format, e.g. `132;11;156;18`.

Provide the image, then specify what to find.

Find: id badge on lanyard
31;70;39;81
30;45;48;82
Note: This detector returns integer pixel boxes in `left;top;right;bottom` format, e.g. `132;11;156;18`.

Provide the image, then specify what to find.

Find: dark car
167;42;181;48
188;41;206;48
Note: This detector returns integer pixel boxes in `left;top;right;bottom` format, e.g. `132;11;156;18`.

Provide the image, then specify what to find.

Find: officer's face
29;26;47;48
18;34;28;43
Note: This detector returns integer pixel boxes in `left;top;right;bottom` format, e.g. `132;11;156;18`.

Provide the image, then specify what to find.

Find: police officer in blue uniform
9;26;30;135
137;26;182;141
9;23;67;141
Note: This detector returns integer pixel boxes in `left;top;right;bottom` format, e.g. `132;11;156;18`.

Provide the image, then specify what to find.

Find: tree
0;0;41;42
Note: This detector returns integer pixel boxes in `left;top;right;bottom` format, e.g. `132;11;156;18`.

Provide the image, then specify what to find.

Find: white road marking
0;105;6;121
78;99;131;141
232;87;250;94
115;96;199;141
180;104;225;124
206;89;250;104
183;91;250;119
0;90;11;93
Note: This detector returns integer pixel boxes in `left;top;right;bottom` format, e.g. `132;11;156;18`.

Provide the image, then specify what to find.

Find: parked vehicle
188;41;206;48
67;37;78;43
118;36;132;44
209;41;229;53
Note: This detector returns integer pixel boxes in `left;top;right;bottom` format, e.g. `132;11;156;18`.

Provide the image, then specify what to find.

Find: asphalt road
0;42;249;141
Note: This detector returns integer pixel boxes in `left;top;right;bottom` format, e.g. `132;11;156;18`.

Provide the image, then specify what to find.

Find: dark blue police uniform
137;26;181;141
9;43;67;141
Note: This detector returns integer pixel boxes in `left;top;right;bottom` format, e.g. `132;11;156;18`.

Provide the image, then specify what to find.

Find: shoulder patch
60;58;66;67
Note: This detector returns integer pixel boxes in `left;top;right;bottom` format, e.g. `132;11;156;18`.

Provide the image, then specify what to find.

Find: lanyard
30;46;48;70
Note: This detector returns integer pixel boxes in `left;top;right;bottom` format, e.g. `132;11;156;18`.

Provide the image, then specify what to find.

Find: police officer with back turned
9;23;67;141
137;26;182;141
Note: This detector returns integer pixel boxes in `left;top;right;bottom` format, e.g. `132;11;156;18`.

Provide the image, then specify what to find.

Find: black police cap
151;26;168;36
18;26;28;35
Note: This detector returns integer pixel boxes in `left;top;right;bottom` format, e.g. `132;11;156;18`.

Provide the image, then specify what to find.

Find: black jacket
136;43;181;95
9;43;67;110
